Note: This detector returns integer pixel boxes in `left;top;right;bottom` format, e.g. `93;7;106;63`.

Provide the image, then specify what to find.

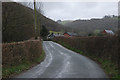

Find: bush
2;40;45;78
2;40;43;68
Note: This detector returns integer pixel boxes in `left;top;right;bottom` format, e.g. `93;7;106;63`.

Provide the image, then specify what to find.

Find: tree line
60;15;118;36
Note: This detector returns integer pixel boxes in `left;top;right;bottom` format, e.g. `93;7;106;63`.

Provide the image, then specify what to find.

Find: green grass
54;41;120;79
3;64;31;77
2;51;45;78
49;31;62;34
98;59;119;78
90;55;119;79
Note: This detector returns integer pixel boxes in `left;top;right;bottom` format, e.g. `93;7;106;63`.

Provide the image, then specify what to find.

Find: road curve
16;41;108;78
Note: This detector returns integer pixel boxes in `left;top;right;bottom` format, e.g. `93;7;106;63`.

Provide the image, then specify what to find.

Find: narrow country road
16;41;108;78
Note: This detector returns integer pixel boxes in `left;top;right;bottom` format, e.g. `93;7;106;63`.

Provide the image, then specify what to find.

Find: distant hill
2;2;64;42
59;16;118;36
57;20;73;25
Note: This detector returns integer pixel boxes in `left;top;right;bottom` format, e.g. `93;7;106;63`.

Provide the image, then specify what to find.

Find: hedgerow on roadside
2;40;45;78
53;36;119;78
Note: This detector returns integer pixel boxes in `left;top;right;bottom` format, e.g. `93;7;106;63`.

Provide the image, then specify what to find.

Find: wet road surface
16;41;108;78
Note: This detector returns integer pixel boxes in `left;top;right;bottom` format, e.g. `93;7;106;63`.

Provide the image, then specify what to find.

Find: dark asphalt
16;41;108;78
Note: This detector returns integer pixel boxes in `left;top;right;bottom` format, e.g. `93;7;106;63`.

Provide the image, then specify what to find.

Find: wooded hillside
2;2;64;43
58;16;118;36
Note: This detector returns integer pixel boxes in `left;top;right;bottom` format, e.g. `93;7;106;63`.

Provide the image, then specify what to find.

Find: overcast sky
42;2;118;21
12;0;118;21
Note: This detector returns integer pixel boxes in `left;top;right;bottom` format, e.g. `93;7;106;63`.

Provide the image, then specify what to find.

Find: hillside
57;20;73;25
2;2;64;42
58;16;118;36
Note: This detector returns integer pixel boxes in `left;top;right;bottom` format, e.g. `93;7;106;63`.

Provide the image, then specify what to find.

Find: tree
40;25;49;38
88;33;92;36
19;1;43;39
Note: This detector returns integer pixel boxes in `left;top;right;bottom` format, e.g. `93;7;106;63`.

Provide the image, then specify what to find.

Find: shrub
2;40;43;68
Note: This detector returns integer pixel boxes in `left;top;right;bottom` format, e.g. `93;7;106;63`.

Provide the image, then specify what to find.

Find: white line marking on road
58;51;64;55
31;44;53;78
53;42;63;48
45;45;53;67
52;42;77;55
57;61;70;78
49;42;56;50
49;42;54;48
56;50;71;78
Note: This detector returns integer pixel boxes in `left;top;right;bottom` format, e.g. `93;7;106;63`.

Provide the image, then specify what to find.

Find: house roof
104;30;115;35
64;32;77;36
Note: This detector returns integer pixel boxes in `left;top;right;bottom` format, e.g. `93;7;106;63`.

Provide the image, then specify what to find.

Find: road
16;41;108;78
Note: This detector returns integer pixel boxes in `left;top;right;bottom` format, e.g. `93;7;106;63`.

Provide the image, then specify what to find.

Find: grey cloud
42;2;118;21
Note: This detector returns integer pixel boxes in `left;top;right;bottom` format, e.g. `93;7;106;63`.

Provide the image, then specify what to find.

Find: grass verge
2;50;45;78
54;41;120;79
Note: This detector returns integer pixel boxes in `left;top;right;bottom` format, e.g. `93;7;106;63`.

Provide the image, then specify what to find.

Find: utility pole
34;0;37;39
